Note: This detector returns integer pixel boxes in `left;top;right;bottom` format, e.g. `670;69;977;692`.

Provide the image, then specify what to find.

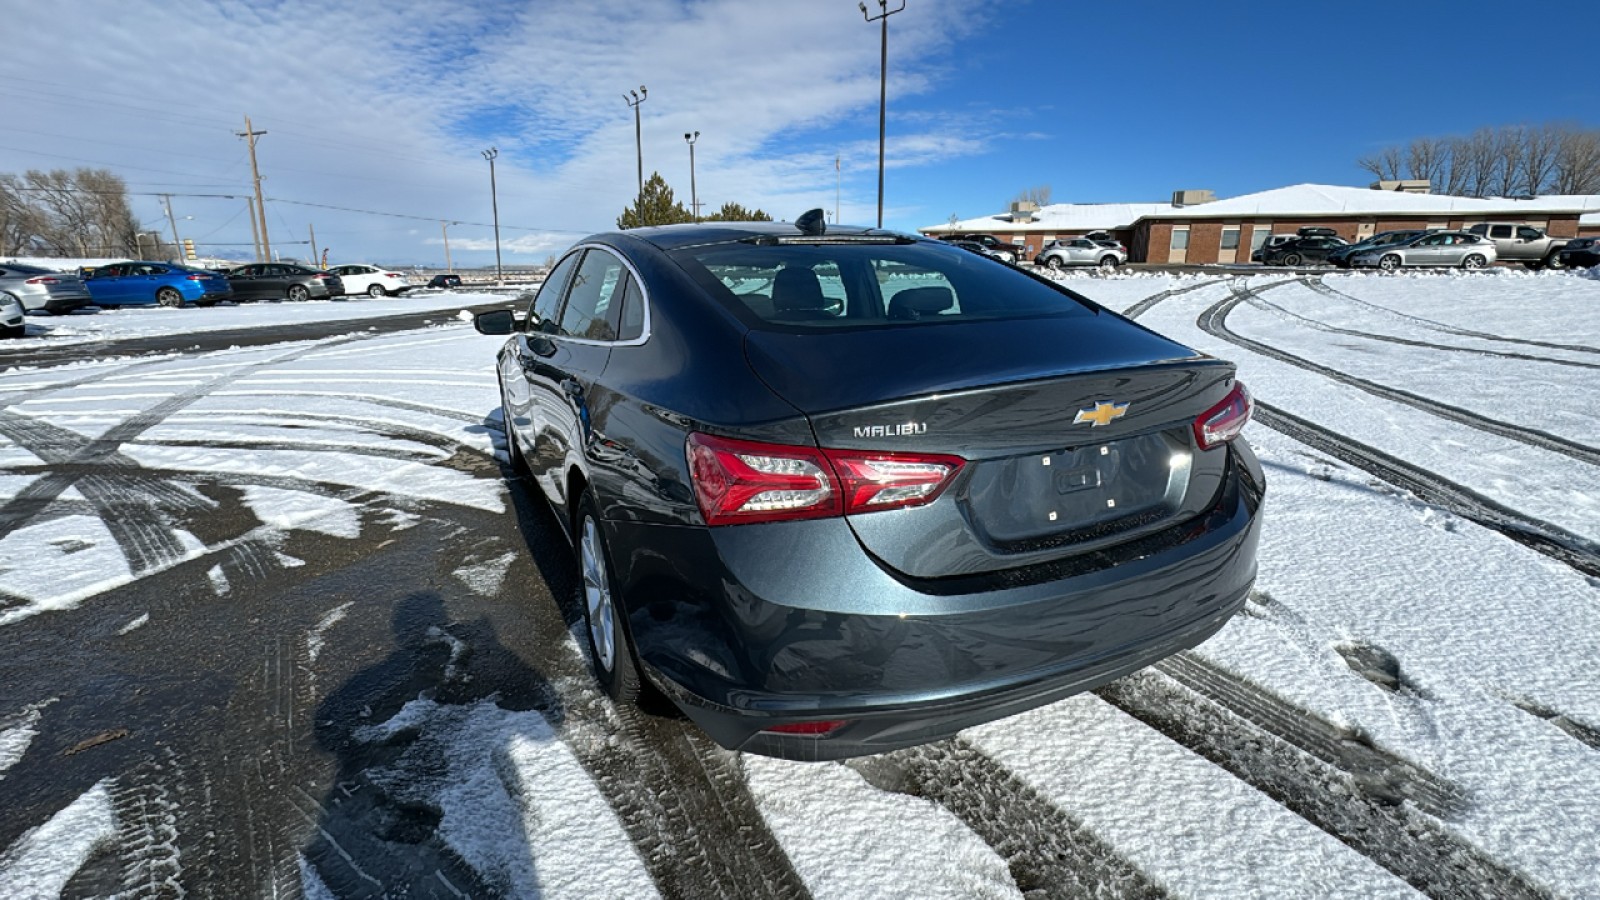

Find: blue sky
2;0;1593;267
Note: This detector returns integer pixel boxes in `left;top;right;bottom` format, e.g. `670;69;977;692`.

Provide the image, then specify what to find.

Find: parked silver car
0;262;93;314
1349;231;1498;271
1035;237;1127;270
1;290;24;337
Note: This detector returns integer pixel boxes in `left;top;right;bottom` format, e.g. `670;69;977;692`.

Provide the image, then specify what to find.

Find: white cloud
2;0;994;264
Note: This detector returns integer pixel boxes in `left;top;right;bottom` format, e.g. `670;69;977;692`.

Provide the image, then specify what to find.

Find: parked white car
1349;231;1498;271
327;264;414;297
1034;238;1127;270
2;290;24;338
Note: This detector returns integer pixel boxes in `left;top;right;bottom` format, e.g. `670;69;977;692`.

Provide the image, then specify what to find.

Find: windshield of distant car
672;241;1097;329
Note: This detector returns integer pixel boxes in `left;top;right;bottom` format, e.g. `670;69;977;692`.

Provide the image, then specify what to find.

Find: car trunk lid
742;315;1240;578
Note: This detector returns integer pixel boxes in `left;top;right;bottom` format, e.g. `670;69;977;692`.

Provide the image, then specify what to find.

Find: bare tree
1552;128;1600;194
1522;123;1563;196
0;168;146;256
1362;122;1600;197
1358;146;1402;182
1405;137;1451;188
1491;125;1525;197
1011;185;1052;206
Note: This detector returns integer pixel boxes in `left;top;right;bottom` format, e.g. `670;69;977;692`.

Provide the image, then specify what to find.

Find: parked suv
939;233;1023;263
1464;223;1570;270
1035;237;1127;270
1557;236;1600;269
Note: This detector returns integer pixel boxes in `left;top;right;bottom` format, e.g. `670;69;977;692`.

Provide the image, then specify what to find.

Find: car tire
577;490;641;703
196;299;217;308
1098;256;1119;271
367;283;387;298
1045;256;1065;270
156;287;183;308
1281;253;1302;266
1379;254;1401;272
1462;254;1488;270
499;384;531;476
1544;253;1565;271
2;323;24;339
287;285;310;302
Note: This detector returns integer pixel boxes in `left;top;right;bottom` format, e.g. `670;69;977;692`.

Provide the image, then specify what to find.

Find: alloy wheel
581;515;616;674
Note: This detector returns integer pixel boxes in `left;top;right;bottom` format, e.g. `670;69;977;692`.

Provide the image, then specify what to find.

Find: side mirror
474;309;516;335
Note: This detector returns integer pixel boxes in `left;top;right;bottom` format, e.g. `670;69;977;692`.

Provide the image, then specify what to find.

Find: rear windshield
669;240;1097;329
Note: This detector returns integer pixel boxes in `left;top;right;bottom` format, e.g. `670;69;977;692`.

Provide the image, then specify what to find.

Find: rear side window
559;249;626;340
618;275;645;341
671;240;1094;329
1516;226;1542;241
1490;225;1513;239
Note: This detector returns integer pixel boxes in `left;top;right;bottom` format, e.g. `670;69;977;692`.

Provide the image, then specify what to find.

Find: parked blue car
83;261;233;307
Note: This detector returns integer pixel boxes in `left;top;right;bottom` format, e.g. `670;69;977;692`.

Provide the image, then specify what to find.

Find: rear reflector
763;720;848;736
1193;382;1252;450
688;433;963;526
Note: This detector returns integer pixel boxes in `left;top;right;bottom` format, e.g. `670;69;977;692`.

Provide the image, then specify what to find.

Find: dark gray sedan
224;263;345;301
474;214;1264;760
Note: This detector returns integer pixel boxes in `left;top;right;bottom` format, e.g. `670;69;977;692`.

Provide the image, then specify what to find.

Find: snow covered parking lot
1;270;1597;898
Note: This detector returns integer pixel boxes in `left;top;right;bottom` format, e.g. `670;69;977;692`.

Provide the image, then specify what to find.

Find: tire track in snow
1118;276;1229;319
1302;276;1600;356
1200;280;1600;467
1251;403;1600;577
1247;277;1600;371
1096;658;1548;900
846;739;1167;898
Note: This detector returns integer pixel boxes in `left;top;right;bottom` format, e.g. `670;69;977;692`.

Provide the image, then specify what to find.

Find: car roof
596;221;914;252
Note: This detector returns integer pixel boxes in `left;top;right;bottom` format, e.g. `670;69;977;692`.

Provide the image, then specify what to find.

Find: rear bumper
607;442;1264;760
39;295;93;313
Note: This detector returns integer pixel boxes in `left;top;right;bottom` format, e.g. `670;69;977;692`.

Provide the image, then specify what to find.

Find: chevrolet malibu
475;214;1264;760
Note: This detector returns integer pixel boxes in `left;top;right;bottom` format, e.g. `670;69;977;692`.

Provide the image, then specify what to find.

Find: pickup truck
1464;223;1570;270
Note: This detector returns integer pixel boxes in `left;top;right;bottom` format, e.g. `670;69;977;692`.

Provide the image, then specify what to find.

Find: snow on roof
1143;184;1600;219
924;202;1178;235
924;184;1600;234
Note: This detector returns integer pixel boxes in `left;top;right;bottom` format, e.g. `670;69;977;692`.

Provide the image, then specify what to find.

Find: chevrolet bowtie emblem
1074;401;1130;427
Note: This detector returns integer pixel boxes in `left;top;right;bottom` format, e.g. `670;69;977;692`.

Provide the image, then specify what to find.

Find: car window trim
543;242;652;348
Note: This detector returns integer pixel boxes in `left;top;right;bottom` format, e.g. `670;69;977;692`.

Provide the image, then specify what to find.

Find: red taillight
687;433;964;526
186;274;205;281
385;272;402;278
688;433;840;526
763;720;848;735
823;448;964;514
1193;382;1252;450
25;276;61;285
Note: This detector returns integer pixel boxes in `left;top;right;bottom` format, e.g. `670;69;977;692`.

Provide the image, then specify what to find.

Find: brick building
923;183;1600;264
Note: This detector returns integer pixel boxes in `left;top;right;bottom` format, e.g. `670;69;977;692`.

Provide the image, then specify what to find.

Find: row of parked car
0;261;470;334
942;232;1130;270
1254;222;1592;272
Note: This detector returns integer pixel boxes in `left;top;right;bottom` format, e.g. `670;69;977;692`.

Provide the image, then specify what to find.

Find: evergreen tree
704;202;772;222
617;172;693;229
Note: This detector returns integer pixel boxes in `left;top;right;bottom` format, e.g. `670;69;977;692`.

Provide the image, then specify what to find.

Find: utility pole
482;148;503;285
441;221;456;273
624;86;648;223
860;0;905;229
162;195;183;261
684;131;700;224
309;223;318;267
237;116;271;261
247;197;261;261
836;153;842;225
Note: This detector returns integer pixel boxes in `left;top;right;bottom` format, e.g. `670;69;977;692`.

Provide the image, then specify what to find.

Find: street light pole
860;0;905;229
625;86;648;223
482;148;503;285
441;221;458;273
684;131;700;224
